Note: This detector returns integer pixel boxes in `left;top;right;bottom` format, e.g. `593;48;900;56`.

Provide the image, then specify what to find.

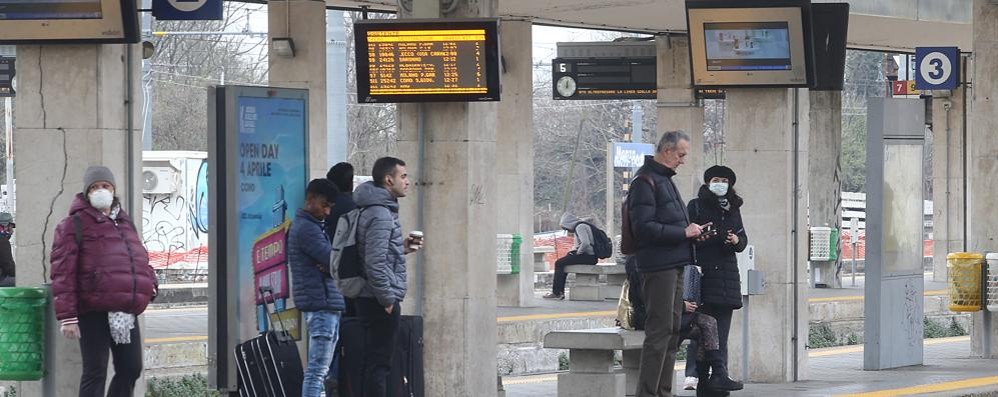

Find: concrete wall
808;91;843;288
931;89;966;283
268;0;328;181
655;36;704;199
495;20;535;307
724;89;810;383
14;43;144;396
396;0;499;394
970;0;998;358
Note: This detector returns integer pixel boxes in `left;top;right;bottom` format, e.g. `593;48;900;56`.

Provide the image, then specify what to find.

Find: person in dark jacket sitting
51;166;157;397
543;212;598;300
683;165;748;393
289;178;344;397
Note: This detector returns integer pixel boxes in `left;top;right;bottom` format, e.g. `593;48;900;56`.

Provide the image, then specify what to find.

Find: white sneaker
683;376;699;390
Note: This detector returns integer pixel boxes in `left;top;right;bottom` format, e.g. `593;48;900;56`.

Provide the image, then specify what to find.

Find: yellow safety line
505;337;973;386
497;310;617;323
836;375;998;397
144;335;209;344
808;289;947;303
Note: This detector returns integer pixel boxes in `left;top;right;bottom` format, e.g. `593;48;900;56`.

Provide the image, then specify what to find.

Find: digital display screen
0;0;102;20
704;22;792;71
355;19;500;103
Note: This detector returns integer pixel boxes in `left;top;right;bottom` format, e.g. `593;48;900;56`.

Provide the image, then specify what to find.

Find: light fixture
272;37;296;58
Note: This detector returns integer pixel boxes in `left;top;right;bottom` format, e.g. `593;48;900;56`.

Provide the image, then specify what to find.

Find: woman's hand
726;232;739;246
684;301;698;313
61;324;81;340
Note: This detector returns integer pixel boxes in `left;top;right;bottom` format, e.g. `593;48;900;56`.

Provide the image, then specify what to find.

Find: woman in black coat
683;165;749;392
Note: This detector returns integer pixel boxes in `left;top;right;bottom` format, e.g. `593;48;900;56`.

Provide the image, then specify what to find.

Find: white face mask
709;182;729;197
89;189;114;210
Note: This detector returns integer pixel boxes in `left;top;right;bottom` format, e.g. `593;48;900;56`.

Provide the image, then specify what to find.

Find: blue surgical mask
709;182;729;197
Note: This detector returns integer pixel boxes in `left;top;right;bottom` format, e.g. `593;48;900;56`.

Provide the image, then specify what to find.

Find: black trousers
552;253;598;295
636;268;684;397
355;297;401;397
78;312;143;397
684;304;734;377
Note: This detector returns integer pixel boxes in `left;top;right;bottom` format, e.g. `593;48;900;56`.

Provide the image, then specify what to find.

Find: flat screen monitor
686;0;814;88
0;0;139;44
354;18;501;103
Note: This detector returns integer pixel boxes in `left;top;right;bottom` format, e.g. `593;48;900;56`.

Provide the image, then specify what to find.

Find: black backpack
580;222;613;259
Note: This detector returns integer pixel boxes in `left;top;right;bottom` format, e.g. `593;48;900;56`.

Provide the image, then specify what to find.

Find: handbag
617;279;635;330
682;264;702;304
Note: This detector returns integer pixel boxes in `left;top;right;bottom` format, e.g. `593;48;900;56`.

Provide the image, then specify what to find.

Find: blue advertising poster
235;95;307;338
613;143;655;168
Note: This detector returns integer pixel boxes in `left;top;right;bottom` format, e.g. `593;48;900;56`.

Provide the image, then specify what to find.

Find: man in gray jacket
354;156;422;397
543;213;598;300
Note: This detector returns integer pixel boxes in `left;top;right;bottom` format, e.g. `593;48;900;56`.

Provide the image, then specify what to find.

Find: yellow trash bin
948;252;984;312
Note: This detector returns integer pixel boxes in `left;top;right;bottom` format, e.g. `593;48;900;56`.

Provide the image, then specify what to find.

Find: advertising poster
236;95;307;339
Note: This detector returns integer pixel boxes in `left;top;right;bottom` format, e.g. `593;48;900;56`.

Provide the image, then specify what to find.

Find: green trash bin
0;287;48;381
510;235;523;275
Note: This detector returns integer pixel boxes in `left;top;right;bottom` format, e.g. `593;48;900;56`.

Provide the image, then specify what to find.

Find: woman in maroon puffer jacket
50;166;157;397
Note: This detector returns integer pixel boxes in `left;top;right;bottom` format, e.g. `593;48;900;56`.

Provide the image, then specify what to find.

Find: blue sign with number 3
915;47;960;91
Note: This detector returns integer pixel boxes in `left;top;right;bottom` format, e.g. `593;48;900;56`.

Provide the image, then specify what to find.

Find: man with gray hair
627;130;710;397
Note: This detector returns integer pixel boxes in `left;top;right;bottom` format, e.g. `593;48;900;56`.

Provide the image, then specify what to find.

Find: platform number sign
915;47;960;91
153;0;223;20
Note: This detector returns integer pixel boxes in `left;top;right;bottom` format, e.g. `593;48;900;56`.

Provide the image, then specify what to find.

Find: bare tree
149;2;268;151
344;12;398;174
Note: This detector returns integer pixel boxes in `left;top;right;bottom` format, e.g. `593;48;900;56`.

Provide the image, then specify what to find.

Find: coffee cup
409;231;424;249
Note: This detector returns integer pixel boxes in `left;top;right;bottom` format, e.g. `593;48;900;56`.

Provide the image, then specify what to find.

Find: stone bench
563;264;627;301
544;327;645;397
534;246;555;272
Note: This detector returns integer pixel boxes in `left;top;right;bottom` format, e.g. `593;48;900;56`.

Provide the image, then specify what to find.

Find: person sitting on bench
544;213;598;300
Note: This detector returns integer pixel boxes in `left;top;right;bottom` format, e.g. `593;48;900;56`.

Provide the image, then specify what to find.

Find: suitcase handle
258;286;291;335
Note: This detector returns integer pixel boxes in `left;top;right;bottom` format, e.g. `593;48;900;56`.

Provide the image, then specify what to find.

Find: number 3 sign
915;47;960;91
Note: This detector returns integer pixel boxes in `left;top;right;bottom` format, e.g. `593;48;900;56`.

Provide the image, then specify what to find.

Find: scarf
718;197;730;211
106;205;134;345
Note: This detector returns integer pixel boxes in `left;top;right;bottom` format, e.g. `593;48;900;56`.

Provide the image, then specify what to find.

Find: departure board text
365;29;488;96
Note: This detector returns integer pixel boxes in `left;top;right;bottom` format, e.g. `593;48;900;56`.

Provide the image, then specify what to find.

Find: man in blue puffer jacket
355;157;422;397
289;178;344;397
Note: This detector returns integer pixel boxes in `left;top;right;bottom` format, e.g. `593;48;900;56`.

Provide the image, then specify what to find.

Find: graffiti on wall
142;157;209;270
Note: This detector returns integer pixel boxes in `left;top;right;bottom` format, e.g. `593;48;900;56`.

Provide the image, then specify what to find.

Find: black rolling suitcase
234;286;304;397
390;315;424;397
338;315;424;397
337;317;365;397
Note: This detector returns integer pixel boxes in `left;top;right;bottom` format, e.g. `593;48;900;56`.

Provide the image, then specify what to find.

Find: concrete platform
505;336;998;396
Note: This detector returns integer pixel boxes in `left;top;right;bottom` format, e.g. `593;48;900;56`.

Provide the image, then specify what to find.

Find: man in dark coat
289;178;344;397
628;130;710;397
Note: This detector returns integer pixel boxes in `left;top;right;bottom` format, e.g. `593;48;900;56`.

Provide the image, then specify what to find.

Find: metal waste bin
948;253;984;312
0;287;48;381
987;253;998;312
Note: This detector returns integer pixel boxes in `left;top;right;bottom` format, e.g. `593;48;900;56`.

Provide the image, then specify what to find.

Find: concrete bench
534;246;555;272
544;327;645;397
563;264;627;301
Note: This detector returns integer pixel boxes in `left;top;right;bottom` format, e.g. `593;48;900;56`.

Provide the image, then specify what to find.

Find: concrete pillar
724;89;809;382
327;9;349;165
970;0;998;358
495;20;534;308
269;0;327;180
808;91;843;288
396;0;498;395
931;88;965;283
13;43;143;395
655;36;704;198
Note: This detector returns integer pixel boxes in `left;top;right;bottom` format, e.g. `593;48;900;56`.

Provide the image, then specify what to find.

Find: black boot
705;350;743;392
695;361;712;397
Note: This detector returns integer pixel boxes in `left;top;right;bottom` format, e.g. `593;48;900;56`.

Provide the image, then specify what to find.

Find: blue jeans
303;311;341;397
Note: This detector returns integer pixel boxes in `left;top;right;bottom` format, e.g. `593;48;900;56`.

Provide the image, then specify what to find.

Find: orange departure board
355;19;500;103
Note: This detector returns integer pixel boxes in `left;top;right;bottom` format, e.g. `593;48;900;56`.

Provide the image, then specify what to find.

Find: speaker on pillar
810;3;849;91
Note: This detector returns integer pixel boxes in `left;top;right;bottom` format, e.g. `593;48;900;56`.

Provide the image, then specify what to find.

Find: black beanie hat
704;165;736;187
